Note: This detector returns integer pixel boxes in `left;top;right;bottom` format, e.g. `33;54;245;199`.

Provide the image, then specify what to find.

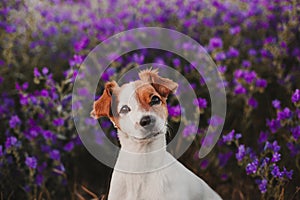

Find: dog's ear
139;69;178;98
91;81;119;119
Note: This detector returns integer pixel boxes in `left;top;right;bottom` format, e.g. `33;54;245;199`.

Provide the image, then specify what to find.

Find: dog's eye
150;95;161;106
120;105;131;114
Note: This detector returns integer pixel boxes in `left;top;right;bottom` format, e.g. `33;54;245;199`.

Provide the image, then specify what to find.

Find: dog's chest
125;172;168;200
110;170;175;200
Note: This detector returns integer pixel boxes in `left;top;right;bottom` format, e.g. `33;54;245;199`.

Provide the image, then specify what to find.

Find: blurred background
0;0;299;199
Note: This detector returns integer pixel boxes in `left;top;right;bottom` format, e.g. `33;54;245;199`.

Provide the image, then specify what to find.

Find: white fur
107;82;222;200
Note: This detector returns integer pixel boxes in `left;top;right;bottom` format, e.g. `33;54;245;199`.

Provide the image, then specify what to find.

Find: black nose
139;115;155;127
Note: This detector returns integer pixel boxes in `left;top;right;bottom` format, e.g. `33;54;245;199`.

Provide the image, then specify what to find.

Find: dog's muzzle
139;115;156;129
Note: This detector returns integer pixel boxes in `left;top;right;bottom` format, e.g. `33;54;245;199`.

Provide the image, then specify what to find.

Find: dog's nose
139;115;155;127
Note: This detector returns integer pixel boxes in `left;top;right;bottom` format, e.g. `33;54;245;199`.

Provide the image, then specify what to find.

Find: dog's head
91;69;178;142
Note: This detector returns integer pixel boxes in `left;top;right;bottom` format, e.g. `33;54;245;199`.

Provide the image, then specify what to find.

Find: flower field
0;0;299;199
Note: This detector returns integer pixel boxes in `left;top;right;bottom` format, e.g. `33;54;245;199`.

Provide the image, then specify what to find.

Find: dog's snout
139;115;155;127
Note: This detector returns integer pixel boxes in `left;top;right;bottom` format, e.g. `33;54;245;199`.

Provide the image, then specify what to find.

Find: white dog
91;69;222;200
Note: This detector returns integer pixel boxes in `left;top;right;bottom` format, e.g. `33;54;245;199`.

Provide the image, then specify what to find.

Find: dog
91;69;222;200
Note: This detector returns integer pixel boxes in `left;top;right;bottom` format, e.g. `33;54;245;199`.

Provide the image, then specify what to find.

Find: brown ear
90;81;119;119
139;69;178;98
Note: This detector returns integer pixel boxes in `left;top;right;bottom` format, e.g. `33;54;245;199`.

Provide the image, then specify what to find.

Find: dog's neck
115;130;168;173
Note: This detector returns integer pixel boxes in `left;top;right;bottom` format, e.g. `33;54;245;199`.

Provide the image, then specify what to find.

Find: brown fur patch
135;81;168;120
138;69;178;98
91;81;121;128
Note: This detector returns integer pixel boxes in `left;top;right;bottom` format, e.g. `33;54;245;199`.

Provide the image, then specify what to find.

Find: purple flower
265;140;281;152
63;141;74;152
42;67;49;75
234;84;247;94
154;58;165;65
77;87;89;96
44;26;57;37
110;130;117;138
36;174;44;186
260;157;270;168
40;89;49;97
218;65;227;73
42;130;55;140
74;36;89;52
193;97;207;109
209;37;223;49
271;152;281;163
246;158;258;175
49;149;60;160
277;107;292;120
182;124;197;137
208;115;224;127
242;60;251;68
287;142;298;156
282;167;293;180
215;52;226;61
5;136;17;149
248;49;257;56
168;105;181;117
25;156;37;169
200;159;209;170
264;37;276;45
236;144;246;161
102;67;116;81
0;145;3;157
256;79;267;88
16;82;28;91
280;41;287;48
222;130;235;143
291;126;300;140
9;115;21;128
258;131;268;144
201;132;217;147
258;179;267;193
6;25;16;33
69;55;83;67
267;119;281;133
272;99;281;109
244;71;257;84
272;141;281;152
261;49;271;58
235;133;242;139
227;47;239;58
132;53;144;64
271;164;282;178
85;118;97;126
172;58;180;67
229;26;241;35
29;129;38;138
234;69;244;79
34;67;41;77
100;119;112;129
202;18;214;27
248;97;258;108
53;118;64;126
291;89;300;103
